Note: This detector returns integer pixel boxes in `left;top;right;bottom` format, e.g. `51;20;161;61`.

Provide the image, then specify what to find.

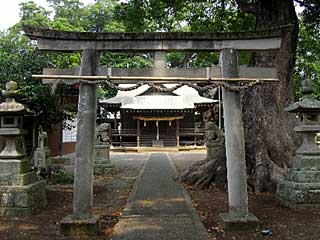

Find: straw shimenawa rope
50;78;262;94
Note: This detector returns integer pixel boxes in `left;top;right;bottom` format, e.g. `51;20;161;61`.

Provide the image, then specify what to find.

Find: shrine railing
110;128;205;136
111;128;137;136
110;127;205;147
179;128;205;136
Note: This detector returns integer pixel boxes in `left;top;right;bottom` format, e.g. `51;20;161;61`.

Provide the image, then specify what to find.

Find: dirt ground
1;152;320;240
189;184;320;240
0;153;147;240
169;152;320;240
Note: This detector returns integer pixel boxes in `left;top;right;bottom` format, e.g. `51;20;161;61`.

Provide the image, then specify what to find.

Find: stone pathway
112;152;210;240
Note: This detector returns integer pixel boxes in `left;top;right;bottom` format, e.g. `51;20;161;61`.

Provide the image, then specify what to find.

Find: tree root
177;146;226;190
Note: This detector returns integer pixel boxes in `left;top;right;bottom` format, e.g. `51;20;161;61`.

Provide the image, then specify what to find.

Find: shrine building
100;83;217;148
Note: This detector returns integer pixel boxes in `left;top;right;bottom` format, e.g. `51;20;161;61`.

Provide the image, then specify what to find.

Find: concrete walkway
112;152;210;240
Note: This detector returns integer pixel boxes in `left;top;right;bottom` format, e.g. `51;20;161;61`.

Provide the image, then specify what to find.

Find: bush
50;169;74;185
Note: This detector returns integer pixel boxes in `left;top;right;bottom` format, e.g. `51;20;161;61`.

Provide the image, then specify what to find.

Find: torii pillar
219;48;259;229
60;49;100;235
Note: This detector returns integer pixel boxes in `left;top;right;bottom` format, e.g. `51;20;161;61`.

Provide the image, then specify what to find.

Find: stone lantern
0;81;47;216
277;77;320;209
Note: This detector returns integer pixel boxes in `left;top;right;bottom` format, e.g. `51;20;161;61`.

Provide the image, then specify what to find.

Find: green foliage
98;84;117;99
12;0;257;71
9;0;127;112
115;0;255;68
85;0;124;32
100;52;153;68
16;1;51;29
1;0;319;109
296;0;320;33
50;169;74;184
114;0;190;32
294;5;320;99
0;31;66;130
0;1;124;132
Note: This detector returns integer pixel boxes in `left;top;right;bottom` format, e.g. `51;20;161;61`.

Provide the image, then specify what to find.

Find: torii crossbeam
24;25;286;52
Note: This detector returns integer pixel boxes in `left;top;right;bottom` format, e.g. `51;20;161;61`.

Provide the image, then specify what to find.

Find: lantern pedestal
0;130;47;217
0;81;47;217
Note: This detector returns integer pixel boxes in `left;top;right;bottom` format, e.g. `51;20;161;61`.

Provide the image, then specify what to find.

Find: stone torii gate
24;26;284;235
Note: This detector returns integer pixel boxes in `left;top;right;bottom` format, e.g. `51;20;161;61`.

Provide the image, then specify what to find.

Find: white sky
0;0;95;31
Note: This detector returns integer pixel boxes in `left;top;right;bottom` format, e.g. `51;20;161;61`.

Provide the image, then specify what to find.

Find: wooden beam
32;74;279;83
43;66;277;77
133;116;184;121
41;66;277;84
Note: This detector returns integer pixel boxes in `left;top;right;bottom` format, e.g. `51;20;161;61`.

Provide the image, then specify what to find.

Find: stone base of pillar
276;169;320;209
219;212;259;230
0;180;47;217
60;214;100;235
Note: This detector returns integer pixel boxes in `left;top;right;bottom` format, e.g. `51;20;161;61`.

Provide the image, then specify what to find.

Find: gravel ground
168;151;206;172
111;152;149;178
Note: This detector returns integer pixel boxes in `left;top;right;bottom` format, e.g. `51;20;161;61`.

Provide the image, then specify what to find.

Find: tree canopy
294;0;320;98
0;0;319;132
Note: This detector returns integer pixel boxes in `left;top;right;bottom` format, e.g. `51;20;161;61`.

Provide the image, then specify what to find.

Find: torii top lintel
23;25;291;52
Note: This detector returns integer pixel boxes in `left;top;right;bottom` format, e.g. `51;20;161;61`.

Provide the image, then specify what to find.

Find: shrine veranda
24;25;287;234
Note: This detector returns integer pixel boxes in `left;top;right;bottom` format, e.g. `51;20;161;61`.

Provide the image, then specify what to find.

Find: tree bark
241;0;299;192
178;0;299;192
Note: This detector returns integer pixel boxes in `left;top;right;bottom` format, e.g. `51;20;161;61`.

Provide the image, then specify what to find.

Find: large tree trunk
178;0;299;192
241;0;299;192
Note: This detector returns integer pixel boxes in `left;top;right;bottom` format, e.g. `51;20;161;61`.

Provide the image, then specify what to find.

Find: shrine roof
100;84;217;110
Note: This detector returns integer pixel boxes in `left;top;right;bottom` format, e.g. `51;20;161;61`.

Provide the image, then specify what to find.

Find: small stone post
219;49;258;229
94;123;112;175
60;49;100;235
33;126;51;168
